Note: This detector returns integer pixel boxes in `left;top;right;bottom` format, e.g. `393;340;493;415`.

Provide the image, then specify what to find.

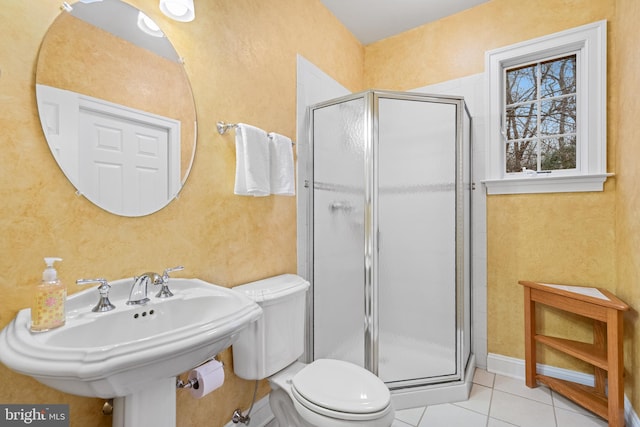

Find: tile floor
392;369;608;427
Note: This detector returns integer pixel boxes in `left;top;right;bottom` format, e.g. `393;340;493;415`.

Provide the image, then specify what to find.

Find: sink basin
0;277;262;399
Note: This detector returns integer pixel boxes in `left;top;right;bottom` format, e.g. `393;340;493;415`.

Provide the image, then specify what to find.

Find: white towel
268;132;295;196
234;123;270;197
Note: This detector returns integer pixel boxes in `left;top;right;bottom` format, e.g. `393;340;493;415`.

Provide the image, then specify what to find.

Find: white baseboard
487;353;640;427
223;395;274;427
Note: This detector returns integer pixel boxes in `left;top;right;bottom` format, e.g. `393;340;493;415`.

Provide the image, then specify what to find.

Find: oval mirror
36;0;197;217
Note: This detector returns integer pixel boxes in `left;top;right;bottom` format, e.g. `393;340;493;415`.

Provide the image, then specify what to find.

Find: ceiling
319;0;490;45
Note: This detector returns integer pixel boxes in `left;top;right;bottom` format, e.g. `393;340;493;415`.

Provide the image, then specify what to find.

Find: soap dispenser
31;257;66;332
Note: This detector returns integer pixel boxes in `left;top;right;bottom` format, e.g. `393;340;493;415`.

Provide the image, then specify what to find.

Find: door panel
79;109;169;216
312;97;367;367
377;97;458;385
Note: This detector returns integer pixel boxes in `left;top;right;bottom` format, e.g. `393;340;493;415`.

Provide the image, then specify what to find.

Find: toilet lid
292;359;390;414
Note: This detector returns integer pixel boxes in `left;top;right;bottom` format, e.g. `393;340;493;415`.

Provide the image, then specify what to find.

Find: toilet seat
291;359;393;421
292;386;393;422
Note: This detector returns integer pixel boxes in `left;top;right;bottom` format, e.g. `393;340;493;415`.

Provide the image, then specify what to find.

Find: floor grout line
394;369;607;427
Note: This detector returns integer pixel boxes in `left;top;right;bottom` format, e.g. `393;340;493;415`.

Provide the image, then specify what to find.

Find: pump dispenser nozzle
43;257;63;282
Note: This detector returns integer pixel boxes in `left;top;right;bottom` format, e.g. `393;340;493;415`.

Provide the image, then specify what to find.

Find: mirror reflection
36;0;197;217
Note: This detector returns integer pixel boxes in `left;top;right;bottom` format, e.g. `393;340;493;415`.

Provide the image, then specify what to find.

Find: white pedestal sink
0;277;263;427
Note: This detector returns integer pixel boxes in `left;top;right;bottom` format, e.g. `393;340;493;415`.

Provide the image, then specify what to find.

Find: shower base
379;333;475;410
390;354;475;410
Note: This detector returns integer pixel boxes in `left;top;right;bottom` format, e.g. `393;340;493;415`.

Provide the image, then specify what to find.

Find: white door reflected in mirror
78;105;175;217
38;84;181;217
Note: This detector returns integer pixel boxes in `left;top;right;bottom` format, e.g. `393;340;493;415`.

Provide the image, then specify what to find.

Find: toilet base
268;363;315;427
269;388;315;427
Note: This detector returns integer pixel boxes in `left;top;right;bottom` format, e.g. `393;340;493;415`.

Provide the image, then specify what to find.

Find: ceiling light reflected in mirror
137;11;164;37
159;0;195;22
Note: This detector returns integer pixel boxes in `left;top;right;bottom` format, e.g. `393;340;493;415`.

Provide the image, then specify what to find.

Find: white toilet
232;274;394;427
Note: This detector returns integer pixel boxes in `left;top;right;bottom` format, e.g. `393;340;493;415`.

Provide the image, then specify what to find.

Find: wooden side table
519;280;629;427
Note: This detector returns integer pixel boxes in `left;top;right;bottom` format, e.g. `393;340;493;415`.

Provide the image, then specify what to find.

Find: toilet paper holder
176;376;199;390
176;358;223;391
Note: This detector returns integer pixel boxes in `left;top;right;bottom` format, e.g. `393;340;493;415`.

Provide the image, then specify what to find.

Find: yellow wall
614;0;640;410
364;0;613;90
0;0;362;426
364;0;640;414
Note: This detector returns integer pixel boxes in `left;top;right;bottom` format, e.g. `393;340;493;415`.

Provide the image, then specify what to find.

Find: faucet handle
76;278;116;312
76;277;109;291
156;266;184;298
162;265;184;279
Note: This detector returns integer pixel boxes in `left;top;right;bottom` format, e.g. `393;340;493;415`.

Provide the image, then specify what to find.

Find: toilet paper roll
187;359;225;399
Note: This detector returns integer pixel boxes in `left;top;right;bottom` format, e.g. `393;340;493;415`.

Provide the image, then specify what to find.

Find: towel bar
217;121;295;146
216;121;238;135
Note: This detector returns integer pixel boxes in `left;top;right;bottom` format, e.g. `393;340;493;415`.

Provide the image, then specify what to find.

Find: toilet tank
231;274;310;380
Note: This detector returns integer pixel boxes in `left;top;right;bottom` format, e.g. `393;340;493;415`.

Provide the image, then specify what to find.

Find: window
484;21;609;194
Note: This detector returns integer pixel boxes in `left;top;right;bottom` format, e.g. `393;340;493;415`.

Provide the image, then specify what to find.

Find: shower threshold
390;354;476;410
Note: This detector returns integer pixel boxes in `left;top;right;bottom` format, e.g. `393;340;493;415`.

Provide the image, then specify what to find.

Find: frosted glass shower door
311;96;367;367
377;96;458;386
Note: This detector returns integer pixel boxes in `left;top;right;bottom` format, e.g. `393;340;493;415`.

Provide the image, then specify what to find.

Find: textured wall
4;0;640;423
0;0;362;426
614;0;640;411
364;0;613;91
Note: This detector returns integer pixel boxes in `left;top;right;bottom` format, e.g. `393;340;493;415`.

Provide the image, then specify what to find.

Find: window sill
482;173;613;195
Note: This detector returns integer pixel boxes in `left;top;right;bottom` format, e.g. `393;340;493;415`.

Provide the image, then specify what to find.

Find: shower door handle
329;201;353;213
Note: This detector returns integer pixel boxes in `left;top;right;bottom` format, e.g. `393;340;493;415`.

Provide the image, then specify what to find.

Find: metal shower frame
302;89;472;390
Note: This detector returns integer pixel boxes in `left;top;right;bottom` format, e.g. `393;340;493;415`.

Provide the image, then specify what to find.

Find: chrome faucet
127;272;163;305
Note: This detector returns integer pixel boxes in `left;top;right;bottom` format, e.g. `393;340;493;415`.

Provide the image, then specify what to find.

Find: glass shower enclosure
301;90;473;405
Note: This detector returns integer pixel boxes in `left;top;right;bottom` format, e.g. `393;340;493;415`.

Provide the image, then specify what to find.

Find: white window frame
483;20;610;195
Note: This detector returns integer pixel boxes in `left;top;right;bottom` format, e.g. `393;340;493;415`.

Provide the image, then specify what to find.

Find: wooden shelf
520;280;629;427
536;374;608;419
534;335;608;370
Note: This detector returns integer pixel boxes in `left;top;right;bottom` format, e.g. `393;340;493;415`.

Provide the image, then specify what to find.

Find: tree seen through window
504;54;577;173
